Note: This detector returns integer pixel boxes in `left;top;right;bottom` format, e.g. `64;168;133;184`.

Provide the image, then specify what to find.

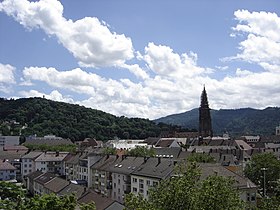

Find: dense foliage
125;146;155;157
187;153;216;163
155;107;280;136
124;163;245;210
244;152;280;196
0;182;95;210
0;97;181;141
23;143;77;153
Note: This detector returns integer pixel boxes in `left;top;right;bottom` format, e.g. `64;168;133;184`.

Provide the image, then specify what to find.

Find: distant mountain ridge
154;107;280;136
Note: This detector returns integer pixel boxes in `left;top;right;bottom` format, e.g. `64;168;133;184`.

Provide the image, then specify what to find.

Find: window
29;164;32;167
139;189;144;194
118;188;120;193
132;178;137;183
114;183;116;188
139;179;143;183
24;164;27;167
146;180;151;186
139;183;144;189
118;179;120;184
132;187;137;193
153;181;158;186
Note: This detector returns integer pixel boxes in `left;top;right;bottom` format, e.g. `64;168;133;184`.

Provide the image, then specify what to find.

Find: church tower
199;86;213;137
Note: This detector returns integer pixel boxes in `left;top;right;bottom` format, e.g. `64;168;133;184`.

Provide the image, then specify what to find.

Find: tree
187;153;215;163
124;162;244;210
244;152;280;196
126;146;155;157
196;175;244;210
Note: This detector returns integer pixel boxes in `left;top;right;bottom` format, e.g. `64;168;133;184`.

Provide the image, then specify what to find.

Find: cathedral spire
199;86;213;138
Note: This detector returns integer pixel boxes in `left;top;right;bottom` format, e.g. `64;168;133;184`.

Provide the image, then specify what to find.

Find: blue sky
0;0;280;119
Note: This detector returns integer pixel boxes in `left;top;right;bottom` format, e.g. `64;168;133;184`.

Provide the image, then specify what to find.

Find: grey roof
78;190;114;210
0;150;26;161
90;155;121;171
154;147;181;158
198;163;257;189
107;156;144;175
58;183;86;199
34;172;56;185
21;151;43;159
35;152;69;162
44;177;69;193
26;170;43;181
25;137;74;146
104;201;125;210
0;160;17;170
131;157;174;179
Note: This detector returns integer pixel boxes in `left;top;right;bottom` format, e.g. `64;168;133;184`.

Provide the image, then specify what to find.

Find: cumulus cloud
19;89;75;103
0;63;16;94
0;0;134;68
143;42;206;79
226;10;280;72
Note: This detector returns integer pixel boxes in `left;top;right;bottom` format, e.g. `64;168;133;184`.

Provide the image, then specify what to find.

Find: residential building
21;151;42;179
91;155;121;197
0;159;16;181
33;172;57;195
130;157;174;199
0;136;20;151
25;170;43;195
34;151;69;175
107;156;144;203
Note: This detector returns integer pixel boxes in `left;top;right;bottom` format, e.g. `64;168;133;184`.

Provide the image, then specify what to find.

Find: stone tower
199;86;213;137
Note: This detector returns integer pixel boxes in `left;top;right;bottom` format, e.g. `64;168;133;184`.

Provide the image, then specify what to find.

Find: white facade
130;174;159;199
106;139;150;150
22;158;35;177
0;136;20;150
111;172;130;203
0;161;16;181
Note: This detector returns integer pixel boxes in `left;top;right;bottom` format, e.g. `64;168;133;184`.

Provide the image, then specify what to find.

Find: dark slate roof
65;153;82;164
154;147;181;158
198;163;257;189
90;155;121;171
58;183;86;199
143;137;160;146
78;190;114;210
25;137;74;146
131;157;174;179
107;156;144;175
26;170;43;181
44;177;69;193
0;160;17;170
21;151;43;159
104;201;125;210
34;172;56;185
0;150;26;161
155;139;176;148
4;145;28;151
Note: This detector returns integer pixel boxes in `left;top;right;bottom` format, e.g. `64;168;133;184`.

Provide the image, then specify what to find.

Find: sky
0;0;280;120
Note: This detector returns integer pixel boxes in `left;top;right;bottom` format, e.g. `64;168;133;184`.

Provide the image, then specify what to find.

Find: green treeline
0;98;192;141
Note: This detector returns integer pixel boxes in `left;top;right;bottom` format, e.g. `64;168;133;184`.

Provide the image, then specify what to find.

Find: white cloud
0;63;16;84
19;89;75;103
143;42;206;79
0;0;134;68
227;10;280;72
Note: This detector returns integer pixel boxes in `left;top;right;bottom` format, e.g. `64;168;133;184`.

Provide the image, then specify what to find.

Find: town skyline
0;0;280;120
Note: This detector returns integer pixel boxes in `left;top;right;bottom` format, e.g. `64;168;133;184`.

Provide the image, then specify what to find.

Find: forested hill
0;97;172;141
155;107;280;136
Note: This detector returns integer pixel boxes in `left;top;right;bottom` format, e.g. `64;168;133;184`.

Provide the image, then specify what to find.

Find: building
130;157;174;199
0;136;20;151
34;151;69;175
21;151;42;179
199;87;213;138
0;159;16;181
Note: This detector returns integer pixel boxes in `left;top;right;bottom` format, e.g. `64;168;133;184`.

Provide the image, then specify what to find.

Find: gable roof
34;172;56;185
58;183;86;199
0;160;16;170
131;157;174;179
104;201;125;210
26;170;43;180
90;155;121;171
154;147;181;158
107;156;144;175
44;177;69;193
78;190;114;210
21;151;43;159
35;151;69;162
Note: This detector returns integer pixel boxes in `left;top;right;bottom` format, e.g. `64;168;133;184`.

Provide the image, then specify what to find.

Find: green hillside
0;97;165;141
155;107;280;136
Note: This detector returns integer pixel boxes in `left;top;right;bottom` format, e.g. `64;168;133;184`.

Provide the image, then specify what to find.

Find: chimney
157;157;161;165
56;151;59;157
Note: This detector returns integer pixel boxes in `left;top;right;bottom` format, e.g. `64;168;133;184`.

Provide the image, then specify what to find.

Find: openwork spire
199;86;213;137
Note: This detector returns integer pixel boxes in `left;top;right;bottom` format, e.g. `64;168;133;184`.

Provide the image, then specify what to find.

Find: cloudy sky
0;0;280;119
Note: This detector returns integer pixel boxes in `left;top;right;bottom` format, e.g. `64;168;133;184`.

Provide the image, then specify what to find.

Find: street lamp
261;167;267;197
